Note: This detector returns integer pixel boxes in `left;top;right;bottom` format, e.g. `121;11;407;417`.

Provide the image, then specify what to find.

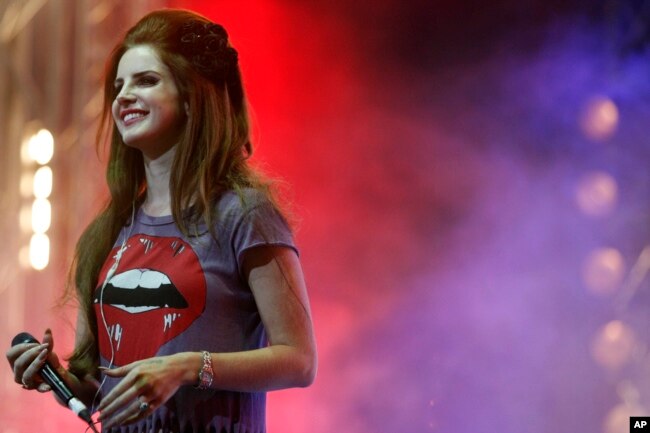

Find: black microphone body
11;332;95;429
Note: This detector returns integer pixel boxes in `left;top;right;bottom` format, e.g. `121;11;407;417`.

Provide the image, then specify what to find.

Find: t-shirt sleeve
232;199;298;276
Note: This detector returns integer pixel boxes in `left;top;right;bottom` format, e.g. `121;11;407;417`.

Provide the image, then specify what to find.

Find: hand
97;353;196;429
5;329;61;392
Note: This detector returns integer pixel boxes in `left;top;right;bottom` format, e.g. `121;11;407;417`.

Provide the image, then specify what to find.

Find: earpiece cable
91;204;136;413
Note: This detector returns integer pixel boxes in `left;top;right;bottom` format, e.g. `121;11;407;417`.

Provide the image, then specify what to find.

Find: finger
123;396;157;427
99;361;135;378
97;378;140;417
99;367;124;377
101;396;148;429
40;330;64;371
12;344;48;384
6;343;39;368
42;329;54;351
21;348;49;387
96;361;140;410
105;391;162;429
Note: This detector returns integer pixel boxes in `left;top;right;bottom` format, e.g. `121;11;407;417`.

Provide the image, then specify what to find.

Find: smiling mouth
122;111;148;125
94;268;188;313
125;112;145;121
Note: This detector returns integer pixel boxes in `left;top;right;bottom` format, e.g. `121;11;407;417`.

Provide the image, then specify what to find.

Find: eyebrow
113;70;160;86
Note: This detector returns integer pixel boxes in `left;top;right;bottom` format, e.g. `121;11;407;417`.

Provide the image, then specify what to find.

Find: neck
142;145;176;216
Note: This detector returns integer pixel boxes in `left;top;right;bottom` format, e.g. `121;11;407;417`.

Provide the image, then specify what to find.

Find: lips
94;235;206;366
94;269;189;313
120;109;148;126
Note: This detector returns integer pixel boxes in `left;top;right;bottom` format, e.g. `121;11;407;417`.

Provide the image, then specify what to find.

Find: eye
113;83;123;97
138;76;159;86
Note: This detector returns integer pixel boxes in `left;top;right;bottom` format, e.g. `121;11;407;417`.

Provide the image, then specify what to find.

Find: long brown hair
66;9;274;378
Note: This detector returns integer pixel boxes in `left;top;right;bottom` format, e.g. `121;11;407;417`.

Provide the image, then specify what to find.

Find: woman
6;8;317;433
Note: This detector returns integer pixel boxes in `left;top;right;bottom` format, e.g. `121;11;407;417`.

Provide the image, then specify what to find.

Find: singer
6;8;316;433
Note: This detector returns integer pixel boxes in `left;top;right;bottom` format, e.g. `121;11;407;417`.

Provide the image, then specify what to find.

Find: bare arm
97;246;317;428
205;245;317;391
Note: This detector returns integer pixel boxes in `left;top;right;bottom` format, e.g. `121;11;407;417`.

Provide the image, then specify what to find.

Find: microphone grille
11;332;38;346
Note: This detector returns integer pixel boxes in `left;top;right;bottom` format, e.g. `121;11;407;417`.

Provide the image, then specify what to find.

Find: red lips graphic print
94;235;206;366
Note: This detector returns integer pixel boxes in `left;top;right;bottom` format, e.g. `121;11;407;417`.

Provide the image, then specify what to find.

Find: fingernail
98;366;108;371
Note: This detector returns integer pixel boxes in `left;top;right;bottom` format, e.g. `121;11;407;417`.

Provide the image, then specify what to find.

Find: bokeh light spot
591;320;637;370
31;198;51;234
27;129;54;165
29;233;50;271
580;96;619;141
603;401;647;433
576;171;618;217
33;166;53;198
582;247;625;296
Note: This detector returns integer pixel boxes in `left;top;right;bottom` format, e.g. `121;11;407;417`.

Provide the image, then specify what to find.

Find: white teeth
124;112;145;122
110;269;170;289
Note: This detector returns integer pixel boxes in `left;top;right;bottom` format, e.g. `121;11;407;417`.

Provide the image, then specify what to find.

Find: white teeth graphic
109;269;171;313
124;112;145;122
111;269;170;288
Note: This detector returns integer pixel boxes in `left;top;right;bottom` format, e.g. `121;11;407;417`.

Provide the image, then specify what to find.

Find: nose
115;87;136;105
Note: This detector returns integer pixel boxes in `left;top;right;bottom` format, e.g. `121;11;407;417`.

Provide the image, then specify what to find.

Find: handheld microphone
11;332;98;432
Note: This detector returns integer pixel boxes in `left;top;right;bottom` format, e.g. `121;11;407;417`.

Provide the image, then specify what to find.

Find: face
112;45;185;159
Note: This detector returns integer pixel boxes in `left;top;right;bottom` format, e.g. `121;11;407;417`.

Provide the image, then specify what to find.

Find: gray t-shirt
94;189;296;433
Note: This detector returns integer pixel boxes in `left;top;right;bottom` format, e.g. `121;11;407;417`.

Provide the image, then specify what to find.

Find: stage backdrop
1;1;650;432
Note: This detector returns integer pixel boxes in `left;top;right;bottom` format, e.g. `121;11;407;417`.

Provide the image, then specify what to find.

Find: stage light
591;320;637;370
603;401;647;433
33;166;53;198
582;247;625;296
27;129;54;165
29;233;50;271
576;171;617;217
580;96;619;141
31;198;51;234
21;127;55;270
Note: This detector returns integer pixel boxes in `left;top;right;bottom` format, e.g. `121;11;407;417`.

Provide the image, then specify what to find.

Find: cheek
111;101;120;124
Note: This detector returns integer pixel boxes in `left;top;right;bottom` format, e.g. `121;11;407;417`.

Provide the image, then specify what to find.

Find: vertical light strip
29;233;50;271
21;128;53;271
